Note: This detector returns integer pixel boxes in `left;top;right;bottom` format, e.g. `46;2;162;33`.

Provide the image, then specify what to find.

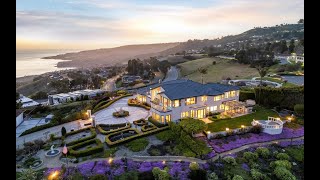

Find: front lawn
207;106;278;132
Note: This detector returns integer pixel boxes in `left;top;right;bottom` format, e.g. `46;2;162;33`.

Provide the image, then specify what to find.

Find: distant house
122;75;142;84
137;80;245;124
16;94;40;108
48;89;105;105
16;109;24;127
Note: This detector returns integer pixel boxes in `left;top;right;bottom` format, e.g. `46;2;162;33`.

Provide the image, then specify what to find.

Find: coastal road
102;73;123;92
163;66;179;82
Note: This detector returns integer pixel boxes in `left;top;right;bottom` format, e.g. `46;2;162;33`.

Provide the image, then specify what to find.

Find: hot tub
251;117;284;135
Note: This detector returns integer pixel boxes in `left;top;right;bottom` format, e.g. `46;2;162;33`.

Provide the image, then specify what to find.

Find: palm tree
256;65;268;86
255;65;268;104
198;67;208;84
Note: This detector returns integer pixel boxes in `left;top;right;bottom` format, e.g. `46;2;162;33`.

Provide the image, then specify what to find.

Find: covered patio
222;100;248;117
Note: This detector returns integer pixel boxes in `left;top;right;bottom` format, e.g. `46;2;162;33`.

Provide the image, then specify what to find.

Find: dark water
281;75;304;85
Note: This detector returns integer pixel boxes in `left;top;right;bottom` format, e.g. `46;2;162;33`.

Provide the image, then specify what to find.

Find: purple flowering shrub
209;127;304;153
45;159;210;179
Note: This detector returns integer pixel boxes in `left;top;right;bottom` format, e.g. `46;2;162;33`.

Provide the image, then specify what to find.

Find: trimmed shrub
152;167;170;180
189;162;199;171
61;127;67;137
97;123;131;135
232;175;244;180
93;94;132;113
124;138;149;152
155;130;176;141
223;156;237;166
255;147;270;158
148;117;167;128
66;128;97;146
113;110;129;117
207;172;219;180
128;98;151;110
243;152;258;162
270;160;292;170
254;86;304;109
250;125;262;134
133;119;148;126
69;139;104;157
250;169;267;180
141;124;157;132
294;104;304;116
276;153;290;160
89;174;108;180
105;127;169;147
179;118;208;134
239;91;255;101
274;167;296;180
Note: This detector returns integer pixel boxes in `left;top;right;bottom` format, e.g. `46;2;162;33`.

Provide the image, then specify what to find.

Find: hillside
178;57;259;83
43;43;180;68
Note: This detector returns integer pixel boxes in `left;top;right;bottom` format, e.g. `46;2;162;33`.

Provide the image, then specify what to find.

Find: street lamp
108;157;113;164
241;125;245;128
226;128;229;131
49;171;59;180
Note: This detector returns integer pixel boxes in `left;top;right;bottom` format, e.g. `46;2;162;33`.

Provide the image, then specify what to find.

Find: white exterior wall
150;90;240;123
16;113;23;127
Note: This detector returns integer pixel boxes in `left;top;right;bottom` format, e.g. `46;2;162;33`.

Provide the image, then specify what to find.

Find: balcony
151;101;172;113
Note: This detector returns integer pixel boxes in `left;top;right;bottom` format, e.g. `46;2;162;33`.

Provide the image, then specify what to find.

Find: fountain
45;145;61;157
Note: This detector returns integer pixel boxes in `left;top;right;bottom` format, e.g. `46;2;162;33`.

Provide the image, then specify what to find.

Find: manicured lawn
207;106;278;132
124;138;149;152
179;57;259;83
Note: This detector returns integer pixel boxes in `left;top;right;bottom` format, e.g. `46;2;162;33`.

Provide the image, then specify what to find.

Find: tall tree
256;65;269;86
289;39;295;53
198;67;208;84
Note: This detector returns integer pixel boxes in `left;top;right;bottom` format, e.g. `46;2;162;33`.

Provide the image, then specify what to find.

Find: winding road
163;66;179;82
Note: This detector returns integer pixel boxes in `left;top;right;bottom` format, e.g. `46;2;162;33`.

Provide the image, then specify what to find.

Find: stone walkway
209;136;304;161
93;95;150;125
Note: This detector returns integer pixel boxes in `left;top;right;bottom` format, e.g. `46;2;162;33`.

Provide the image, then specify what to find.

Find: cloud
16;0;304;49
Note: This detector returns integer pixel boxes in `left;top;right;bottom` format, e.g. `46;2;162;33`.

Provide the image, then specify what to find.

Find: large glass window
230;91;236;97
220;104;225;110
173;100;180;107
213;106;217;111
190;110;195;117
181;111;189;118
165;115;171;122
201;96;207;102
224;92;229;98
214;95;221;101
185;97;196;105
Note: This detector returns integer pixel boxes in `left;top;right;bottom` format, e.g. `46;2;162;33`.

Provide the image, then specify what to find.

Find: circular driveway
93;95;150;125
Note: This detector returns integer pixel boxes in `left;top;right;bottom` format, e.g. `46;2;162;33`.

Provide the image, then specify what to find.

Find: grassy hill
178;57;259;83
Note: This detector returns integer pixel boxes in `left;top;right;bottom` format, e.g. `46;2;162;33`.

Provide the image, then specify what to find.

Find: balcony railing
151;102;172;113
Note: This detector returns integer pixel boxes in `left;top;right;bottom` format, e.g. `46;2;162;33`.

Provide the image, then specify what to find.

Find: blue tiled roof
139;79;239;100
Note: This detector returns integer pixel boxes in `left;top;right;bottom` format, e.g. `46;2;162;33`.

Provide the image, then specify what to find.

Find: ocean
16;49;79;78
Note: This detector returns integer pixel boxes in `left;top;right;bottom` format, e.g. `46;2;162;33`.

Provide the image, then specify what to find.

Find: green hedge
239;90;255;101
92;94;132;113
294;104;304;116
66;128;97;146
105;126;169;147
54;126;92;140
112;110;129;117
69;138;104;157
133;119;148;126
20;121;59;136
148;117;167;128
141;124;157;132
254;86;304;109
97;123;131;135
128;99;151;110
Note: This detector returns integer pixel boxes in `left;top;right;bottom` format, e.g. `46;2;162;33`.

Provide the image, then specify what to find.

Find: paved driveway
163;66;179;82
94;95;150;124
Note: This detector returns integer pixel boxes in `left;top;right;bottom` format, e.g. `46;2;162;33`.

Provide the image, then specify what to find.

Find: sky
16;0;304;50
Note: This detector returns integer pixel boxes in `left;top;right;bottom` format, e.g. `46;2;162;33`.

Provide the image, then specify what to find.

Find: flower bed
112;110;129;118
69;138;104;157
209;127;304;153
45;159;209;179
105;126;169;147
97;123;131;135
128;98;151;110
133;118;148;126
278;139;304;147
141;124;157;132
